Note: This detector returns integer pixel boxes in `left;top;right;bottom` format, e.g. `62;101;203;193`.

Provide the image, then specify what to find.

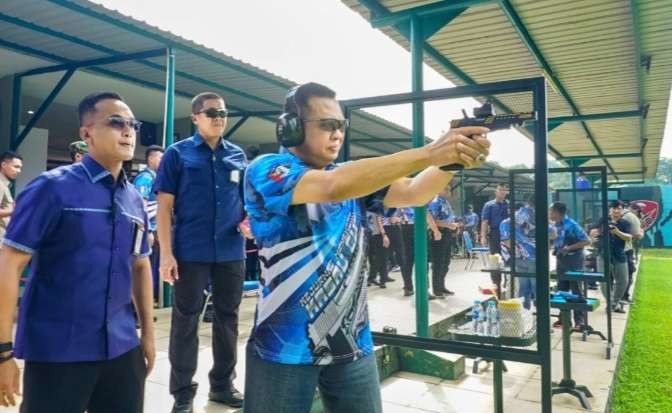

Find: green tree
646;157;672;185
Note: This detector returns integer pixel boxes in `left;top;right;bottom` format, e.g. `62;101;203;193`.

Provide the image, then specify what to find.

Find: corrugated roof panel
344;0;671;178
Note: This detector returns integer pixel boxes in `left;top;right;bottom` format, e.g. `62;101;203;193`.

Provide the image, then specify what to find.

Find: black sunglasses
105;116;142;132
302;118;350;133
197;108;229;119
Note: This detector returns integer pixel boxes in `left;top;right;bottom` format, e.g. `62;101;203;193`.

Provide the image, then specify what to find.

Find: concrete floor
6;257;632;412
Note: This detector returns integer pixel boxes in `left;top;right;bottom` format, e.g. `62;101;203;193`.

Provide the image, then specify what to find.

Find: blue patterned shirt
428;196;455;224
244;152;388;365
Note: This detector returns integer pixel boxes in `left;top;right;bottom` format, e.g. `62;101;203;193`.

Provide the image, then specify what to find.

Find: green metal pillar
410;16;429;338
162;47;176;307
163;47;176;147
533;79;553;413
460;170;465;215
10;75;21;149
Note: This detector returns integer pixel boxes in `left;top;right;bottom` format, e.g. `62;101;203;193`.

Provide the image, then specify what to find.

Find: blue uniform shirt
133;167;157;231
3;155;150;362
154;133;247;262
464;211;479;229
482;199;509;233
244;152;388;365
553;216;589;255
428;196;455;224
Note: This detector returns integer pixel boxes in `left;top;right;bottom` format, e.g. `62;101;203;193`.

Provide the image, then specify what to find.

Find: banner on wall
620;185;672;248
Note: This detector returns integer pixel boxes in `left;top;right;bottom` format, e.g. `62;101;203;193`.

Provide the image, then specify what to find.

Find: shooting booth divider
341;76;551;413
509;166;613;360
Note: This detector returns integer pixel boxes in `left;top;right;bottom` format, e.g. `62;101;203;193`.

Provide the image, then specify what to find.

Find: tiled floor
5;258;632;412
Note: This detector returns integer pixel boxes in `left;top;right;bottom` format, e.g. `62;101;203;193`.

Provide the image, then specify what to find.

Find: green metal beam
12;69;76;150
548;110;642;125
498;0;616;176
607;170;644;176
410;16;430;339
10;75;21;149
358;0;564;160
224;116;249;140
163;48;175;147
557;152;641;161
630;0;647;176
371;0;494;28
18;48;166;78
609;180;644;186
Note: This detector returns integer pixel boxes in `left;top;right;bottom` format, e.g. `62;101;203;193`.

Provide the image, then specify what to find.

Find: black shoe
433;292;447;299
368;279;380;287
613;306;626;314
403;289;414;296
379;283;387;289
209;388;244;408
382;277;396;282
428;293;437;300
442;289;455;296
171;397;194;413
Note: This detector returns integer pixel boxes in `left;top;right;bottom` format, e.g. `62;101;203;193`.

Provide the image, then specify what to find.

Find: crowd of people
0;81;645;413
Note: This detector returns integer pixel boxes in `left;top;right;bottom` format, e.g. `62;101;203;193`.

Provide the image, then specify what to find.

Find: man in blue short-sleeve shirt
427;188;458;297
550;202;591;327
0;92;155;412
134;144;164;299
155;92;248;412
242;82;491;413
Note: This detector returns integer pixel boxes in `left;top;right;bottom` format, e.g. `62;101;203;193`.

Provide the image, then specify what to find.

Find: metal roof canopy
343;0;672;182
0;0;420;159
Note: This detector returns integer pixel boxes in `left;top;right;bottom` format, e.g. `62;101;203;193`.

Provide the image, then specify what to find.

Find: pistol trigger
462;109;469;119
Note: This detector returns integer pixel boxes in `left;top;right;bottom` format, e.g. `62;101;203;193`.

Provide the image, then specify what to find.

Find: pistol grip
440;163;464;171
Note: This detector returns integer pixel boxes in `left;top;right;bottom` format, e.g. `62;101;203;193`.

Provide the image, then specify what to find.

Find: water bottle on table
471;300;481;333
487;301;501;337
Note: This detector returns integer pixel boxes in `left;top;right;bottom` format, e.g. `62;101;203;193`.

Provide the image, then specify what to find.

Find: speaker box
139;121;157;146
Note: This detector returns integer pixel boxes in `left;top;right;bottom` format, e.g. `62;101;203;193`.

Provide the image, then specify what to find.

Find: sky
96;0;671;166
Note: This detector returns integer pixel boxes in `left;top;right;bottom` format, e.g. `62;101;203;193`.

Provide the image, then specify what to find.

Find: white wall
15;126;48;195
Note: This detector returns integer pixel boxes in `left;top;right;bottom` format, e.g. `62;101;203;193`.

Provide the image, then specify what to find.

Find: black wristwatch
0;342;12;353
0;342;12;364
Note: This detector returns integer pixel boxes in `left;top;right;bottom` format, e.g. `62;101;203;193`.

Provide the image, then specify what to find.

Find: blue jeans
243;344;382;413
518;277;536;310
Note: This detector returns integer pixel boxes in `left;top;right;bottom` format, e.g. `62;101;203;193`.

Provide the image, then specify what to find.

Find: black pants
384;224;403;269
430;228;454;294
368;234;389;283
170;260;245;398
623;249;635;300
488;231;502;285
246;239;261;281
21;346;145;413
557;255;586;325
400;224;415;291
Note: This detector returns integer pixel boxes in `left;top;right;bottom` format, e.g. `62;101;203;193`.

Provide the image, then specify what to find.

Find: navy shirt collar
80;154;127;185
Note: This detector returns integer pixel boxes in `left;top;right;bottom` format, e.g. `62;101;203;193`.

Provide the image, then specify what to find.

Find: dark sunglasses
105;116;142;132
197;108;229;119
303;118;350;133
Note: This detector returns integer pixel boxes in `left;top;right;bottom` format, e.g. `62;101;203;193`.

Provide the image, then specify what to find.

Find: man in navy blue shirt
155;92;247;412
550;202;591;328
0;92;155;411
243;82;491;413
480;183;509;289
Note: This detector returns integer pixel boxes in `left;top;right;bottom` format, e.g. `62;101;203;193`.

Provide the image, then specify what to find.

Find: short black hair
285;82;337;117
515;202;525;210
497;183;508;189
550;202;567;216
78;92;124;125
610;200;625;209
192;92;224;114
145;145;165;161
0;151;22;163
246;145;261;161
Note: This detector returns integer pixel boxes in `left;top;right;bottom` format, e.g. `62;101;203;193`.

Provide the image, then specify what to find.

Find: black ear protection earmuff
276;85;305;147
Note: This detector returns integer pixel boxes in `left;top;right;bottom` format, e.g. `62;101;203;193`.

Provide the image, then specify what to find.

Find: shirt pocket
182;160;211;190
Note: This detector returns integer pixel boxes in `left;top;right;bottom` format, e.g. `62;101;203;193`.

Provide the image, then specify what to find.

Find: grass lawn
611;249;672;413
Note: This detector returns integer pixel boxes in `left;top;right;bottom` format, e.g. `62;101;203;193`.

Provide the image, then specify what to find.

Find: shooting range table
550;297;600;410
